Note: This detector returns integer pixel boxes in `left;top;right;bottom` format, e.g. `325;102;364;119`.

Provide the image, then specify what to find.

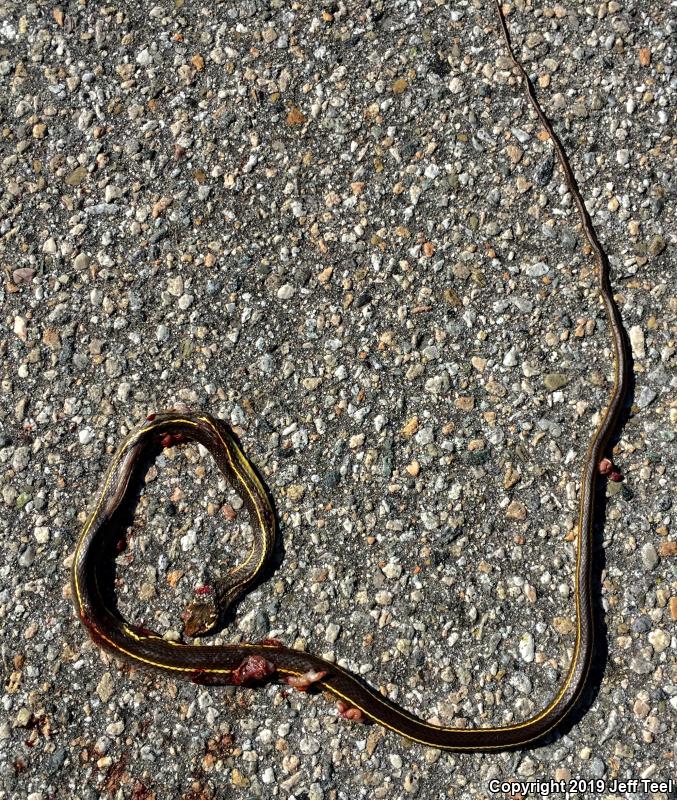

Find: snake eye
146;412;157;421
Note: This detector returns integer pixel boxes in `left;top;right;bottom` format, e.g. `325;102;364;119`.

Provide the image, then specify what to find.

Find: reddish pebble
195;585;213;596
232;655;276;686
609;470;623;482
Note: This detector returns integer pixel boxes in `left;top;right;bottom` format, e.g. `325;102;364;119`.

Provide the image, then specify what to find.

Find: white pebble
277;283;295;300
181;531;197;551
382;562;402;579
13;316;27;340
166;276;183;297
299;736;320;755
325;623;341;643
519;632;535;663
629;325;645;359
502;346;518;367
648;629;669;653
34;526;50;544
261;767;275;785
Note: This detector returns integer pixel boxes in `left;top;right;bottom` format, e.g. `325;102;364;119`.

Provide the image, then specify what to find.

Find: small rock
97;672;114;703
14;316;27;340
448;77;463;94
633;696;651;718
66;165;87;185
14;707;32;727
405;460;420;477
640;543;658;570
277;283;295;300
511;296;533;313
78;428;94;445
589;758;606;778
503;465;520;489
287;484;305;502
506;500;527;520
629;325;646;358
299;736;320;755
286;107;306;126
325;623;340;643
13;268;35;283
517;755;536;776
425;373;450;394
544;373;569;391
632;615;652;634
34;526;49;544
658;540;677;556
518;633;535;663
647;629;669;653
502;346;518;366
401;417;419;438
19;545;35;567
415;427;434;446
382;562;402;579
647;234;666;257
74;252;90;270
167;276;183;297
636;387;657;409
12;447;30;471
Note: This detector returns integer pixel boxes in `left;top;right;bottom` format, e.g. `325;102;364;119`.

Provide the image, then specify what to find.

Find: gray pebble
636;387;657;409
12;447;30;472
640;543;658;570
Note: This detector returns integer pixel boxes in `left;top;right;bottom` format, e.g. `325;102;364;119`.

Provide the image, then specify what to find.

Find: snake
71;1;630;750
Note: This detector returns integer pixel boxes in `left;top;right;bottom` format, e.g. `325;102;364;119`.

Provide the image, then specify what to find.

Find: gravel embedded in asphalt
0;1;675;798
